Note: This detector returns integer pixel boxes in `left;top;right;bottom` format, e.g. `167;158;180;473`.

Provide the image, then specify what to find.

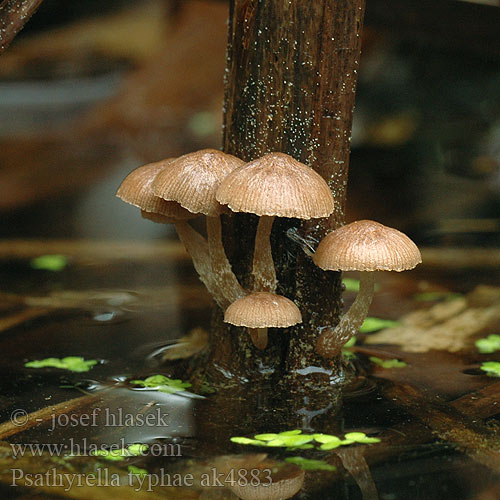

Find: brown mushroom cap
151;149;244;217
229;461;305;500
116;160;195;220
224;291;302;329
140;210;180;225
313;219;422;272
216;152;334;219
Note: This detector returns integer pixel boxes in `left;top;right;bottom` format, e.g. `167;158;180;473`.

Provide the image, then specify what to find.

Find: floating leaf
369;356;407;369
130;374;191;394
475;335;500;354
91;444;148;461
344;432;381;444
232;430;380;451
276;436;314;447
30;254;68;271
265;439;286;447
230;437;262;446
312;434;342;444
254;433;279;441
360;317;400;333
319;441;342;450
25;356;98;373
480;361;500;377
285;457;336;471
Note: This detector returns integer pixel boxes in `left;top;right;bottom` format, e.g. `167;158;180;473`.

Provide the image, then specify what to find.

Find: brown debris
366;285;500;352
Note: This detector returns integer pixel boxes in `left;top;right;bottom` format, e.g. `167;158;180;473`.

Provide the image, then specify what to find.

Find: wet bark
0;0;44;53
202;0;365;393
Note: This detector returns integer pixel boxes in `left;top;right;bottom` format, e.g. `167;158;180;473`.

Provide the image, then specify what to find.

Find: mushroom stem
248;328;268;350
252;215;277;292
206;216;246;305
316;271;375;358
174;221;227;308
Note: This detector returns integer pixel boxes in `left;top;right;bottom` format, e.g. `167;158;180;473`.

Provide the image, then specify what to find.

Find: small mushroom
116;160;222;306
116;159;195;220
228;459;305;500
313;220;421;358
152;149;246;307
224;291;302;350
217;152;334;293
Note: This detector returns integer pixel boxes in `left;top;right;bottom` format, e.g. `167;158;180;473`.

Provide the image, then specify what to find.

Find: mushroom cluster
117;150;334;350
117;150;421;358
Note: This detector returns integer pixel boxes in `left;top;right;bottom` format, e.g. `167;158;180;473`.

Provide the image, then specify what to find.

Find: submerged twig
0;394;99;440
380;382;500;473
336;447;379;500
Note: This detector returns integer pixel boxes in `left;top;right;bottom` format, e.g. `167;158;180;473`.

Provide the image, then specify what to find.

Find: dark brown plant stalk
0;0;44;53
198;0;366;390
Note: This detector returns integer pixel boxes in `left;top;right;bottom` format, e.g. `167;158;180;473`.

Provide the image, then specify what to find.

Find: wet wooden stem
0;0;44;53
206;0;365;388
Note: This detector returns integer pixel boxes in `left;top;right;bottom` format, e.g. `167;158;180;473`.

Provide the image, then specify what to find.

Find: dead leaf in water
366;285;500;352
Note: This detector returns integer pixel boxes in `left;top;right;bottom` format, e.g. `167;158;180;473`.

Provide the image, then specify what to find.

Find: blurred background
0;0;498;258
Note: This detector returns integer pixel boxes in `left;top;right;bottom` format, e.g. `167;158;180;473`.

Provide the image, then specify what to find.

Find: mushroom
228;459;305;500
224;291;302;350
217;152;334;292
313;220;422;358
116;159;194;220
116;159;223;307
151;149;246;307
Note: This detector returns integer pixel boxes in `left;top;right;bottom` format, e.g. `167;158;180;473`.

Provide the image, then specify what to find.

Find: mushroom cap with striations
216;152;334;219
141;210;180;225
224;292;302;329
313;220;422;272
116;159;195;220
151;149;244;217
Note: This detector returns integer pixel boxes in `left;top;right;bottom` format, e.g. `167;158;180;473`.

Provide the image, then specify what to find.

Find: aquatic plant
130;374;191;394
230;430;380;451
369;356;407;369
475;334;500;354
313;220;421;358
127;465;148;476
30;254;68;271
284;457;336;471
25;356;98;373
91;444;148;461
479;361;500;377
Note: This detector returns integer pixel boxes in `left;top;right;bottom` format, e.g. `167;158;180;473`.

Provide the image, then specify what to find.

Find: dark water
0;1;499;497
0;254;498;500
